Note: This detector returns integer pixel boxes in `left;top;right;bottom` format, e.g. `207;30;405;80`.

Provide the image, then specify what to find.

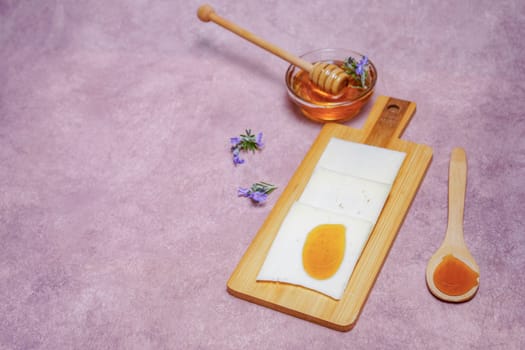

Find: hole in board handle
387;104;400;113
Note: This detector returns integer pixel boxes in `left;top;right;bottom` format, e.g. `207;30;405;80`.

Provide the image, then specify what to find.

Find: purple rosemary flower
355;56;369;76
237;187;251;197
255;132;264;148
250;191;268;204
342;55;370;89
230;137;241;147
232;148;245;165
237;182;277;205
230;129;264;165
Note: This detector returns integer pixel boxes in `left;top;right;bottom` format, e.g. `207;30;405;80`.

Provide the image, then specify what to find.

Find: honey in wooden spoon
432;254;479;296
426;148;480;302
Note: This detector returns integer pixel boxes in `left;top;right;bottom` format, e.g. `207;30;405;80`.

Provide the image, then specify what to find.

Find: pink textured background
1;0;524;349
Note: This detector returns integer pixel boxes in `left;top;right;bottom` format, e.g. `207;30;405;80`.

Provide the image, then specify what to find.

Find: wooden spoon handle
446;147;467;245
197;4;313;73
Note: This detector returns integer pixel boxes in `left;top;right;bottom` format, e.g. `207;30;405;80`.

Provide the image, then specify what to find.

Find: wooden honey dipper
197;4;349;95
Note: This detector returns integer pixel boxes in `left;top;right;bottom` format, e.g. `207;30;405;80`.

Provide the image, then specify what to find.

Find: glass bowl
285;48;377;123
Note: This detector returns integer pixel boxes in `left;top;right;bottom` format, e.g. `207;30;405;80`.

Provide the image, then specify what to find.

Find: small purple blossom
355;56;369;76
237;187;251;197
255;132;264;148
230;137;241;147
249;191;268;204
237;182;277;205
232;148;245;165
233;156;244;165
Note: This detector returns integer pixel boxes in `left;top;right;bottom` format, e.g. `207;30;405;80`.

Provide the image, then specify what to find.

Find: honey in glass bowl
285;49;377;123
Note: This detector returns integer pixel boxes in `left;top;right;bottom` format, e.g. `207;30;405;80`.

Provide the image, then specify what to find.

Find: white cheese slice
299;167;391;223
256;202;373;300
317;137;406;184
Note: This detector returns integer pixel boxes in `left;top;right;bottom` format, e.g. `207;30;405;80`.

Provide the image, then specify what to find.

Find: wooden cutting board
227;96;433;331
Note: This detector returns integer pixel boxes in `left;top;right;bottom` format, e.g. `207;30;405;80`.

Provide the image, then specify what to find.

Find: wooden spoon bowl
426;148;480;302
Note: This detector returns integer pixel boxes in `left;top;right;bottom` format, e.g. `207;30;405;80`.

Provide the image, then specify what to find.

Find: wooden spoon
426;147;480;302
197;4;349;95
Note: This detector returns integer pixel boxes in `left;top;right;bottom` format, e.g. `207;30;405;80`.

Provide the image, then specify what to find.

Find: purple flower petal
233;154;245;165
356;56;368;76
237;187;251;197
250;191;268;204
230;137;241;147
232;148;245;165
255;132;264;148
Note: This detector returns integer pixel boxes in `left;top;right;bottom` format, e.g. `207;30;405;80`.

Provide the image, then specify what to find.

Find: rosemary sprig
230;129;264;165
238;182;277;204
342;56;370;89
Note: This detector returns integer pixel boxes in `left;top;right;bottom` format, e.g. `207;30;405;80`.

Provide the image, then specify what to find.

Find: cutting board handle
363;96;416;148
